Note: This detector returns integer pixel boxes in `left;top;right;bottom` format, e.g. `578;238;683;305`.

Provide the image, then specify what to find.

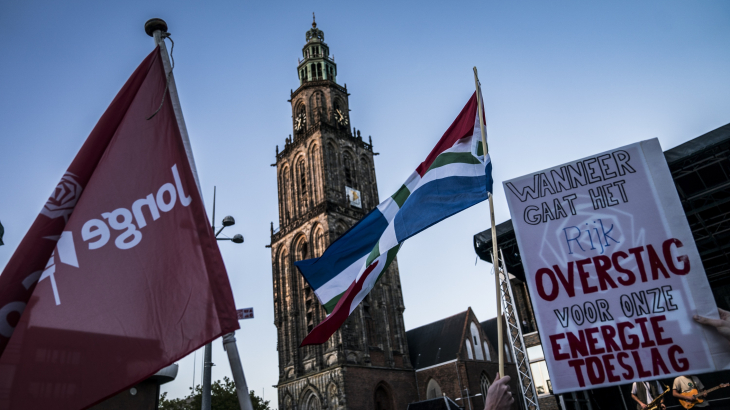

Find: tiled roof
407;310;468;369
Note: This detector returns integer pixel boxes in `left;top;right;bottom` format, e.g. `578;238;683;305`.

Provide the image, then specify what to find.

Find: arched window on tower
313;227;325;258
305;392;321;410
359;157;370;208
297;159;307;209
374;384;393;410
465;340;474;359
343;153;354;188
295;238;315;333
310;92;325;124
280;168;291;224
317;63;323;79
308;144;322;204
327;143;339;188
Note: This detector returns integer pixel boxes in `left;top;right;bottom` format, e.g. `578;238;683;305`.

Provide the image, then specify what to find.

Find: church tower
271;17;416;410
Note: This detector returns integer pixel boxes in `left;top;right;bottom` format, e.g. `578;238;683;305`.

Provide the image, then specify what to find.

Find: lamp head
231;234;244;244
222;216;235;227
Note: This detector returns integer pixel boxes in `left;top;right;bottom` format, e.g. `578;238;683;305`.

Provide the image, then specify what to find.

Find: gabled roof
407;310;468;369
407;397;462;410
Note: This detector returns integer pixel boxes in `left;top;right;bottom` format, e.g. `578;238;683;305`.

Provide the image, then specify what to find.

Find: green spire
298;14;337;85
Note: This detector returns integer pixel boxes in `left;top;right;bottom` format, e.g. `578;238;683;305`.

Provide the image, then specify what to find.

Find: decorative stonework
272;20;414;410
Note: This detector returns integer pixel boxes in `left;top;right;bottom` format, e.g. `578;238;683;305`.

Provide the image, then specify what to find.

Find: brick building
406;309;520;410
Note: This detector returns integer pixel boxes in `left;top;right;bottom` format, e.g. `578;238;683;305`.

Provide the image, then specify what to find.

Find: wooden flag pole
473;67;504;377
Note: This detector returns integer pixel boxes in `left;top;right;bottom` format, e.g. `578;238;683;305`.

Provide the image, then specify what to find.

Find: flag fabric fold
0;48;239;409
295;92;492;345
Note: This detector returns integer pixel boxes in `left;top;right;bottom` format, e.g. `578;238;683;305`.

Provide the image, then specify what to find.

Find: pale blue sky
1;0;729;404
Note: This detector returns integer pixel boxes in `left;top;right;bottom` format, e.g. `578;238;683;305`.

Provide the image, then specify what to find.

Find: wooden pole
473;67;504;377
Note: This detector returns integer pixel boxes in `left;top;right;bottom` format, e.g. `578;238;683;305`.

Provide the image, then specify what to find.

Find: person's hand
484;373;514;410
661;402;666;409
640;403;647;409
694;308;730;342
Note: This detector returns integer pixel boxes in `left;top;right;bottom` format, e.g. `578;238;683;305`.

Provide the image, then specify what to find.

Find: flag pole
473;67;504;377
144;19;253;410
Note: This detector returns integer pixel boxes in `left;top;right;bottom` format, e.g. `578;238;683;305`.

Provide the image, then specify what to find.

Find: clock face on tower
294;112;306;131
335;109;348;127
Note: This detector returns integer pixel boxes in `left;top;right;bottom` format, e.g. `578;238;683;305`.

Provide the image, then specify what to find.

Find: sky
1;0;729;405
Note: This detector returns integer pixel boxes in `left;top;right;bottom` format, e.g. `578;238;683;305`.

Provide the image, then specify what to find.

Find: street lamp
455;389;482;410
201;187;247;410
215;216;244;243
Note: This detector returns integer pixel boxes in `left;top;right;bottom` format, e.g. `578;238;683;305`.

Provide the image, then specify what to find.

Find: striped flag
295;91;492;345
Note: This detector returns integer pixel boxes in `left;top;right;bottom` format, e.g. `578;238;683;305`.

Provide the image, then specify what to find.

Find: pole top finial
312;12;316;28
145;18;168;37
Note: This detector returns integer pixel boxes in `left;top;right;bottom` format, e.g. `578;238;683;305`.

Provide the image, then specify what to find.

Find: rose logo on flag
41;172;83;221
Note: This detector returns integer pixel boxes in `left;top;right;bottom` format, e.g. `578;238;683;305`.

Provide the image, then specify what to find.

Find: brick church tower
270;18;417;410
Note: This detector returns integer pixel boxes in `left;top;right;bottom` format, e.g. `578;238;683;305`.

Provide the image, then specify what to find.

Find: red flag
0;48;239;409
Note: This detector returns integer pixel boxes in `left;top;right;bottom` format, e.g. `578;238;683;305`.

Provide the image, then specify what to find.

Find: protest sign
504;139;730;393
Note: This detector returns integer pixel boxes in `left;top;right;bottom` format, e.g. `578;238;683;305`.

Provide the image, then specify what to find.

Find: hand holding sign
694;308;730;344
484;374;514;410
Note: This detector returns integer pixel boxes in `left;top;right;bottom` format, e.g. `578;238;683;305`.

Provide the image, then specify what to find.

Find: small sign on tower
345;186;362;208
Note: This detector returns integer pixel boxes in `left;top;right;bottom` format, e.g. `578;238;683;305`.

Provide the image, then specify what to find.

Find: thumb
694;315;725;328
495;373;501;382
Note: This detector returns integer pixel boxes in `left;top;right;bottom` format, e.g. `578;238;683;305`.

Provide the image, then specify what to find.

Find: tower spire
298;18;337;85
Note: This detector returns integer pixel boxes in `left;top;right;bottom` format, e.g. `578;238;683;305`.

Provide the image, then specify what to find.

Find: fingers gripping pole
473;67;503;377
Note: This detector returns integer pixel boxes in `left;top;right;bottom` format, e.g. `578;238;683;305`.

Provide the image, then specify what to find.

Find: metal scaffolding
494;249;540;410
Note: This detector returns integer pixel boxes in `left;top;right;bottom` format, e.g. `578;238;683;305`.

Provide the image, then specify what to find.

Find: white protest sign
504;139;730;393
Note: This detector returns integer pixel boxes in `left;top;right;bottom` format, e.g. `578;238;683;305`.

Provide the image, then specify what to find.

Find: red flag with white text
0;47;239;409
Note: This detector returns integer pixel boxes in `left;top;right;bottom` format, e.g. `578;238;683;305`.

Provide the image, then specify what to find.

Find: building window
344;154;354;187
527;345;552;395
298;161;307;196
483;341;491;361
465;340;474;359
426;379;442;399
480;373;490;399
470;322;484;360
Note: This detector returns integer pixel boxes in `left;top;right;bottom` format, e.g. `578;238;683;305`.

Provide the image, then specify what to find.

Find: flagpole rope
147;33;174;120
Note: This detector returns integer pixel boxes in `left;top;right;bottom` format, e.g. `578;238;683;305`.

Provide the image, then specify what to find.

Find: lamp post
201;187;252;410
454;389;482;410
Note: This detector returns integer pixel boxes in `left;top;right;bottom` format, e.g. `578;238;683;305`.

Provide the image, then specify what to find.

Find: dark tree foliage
159;377;271;410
